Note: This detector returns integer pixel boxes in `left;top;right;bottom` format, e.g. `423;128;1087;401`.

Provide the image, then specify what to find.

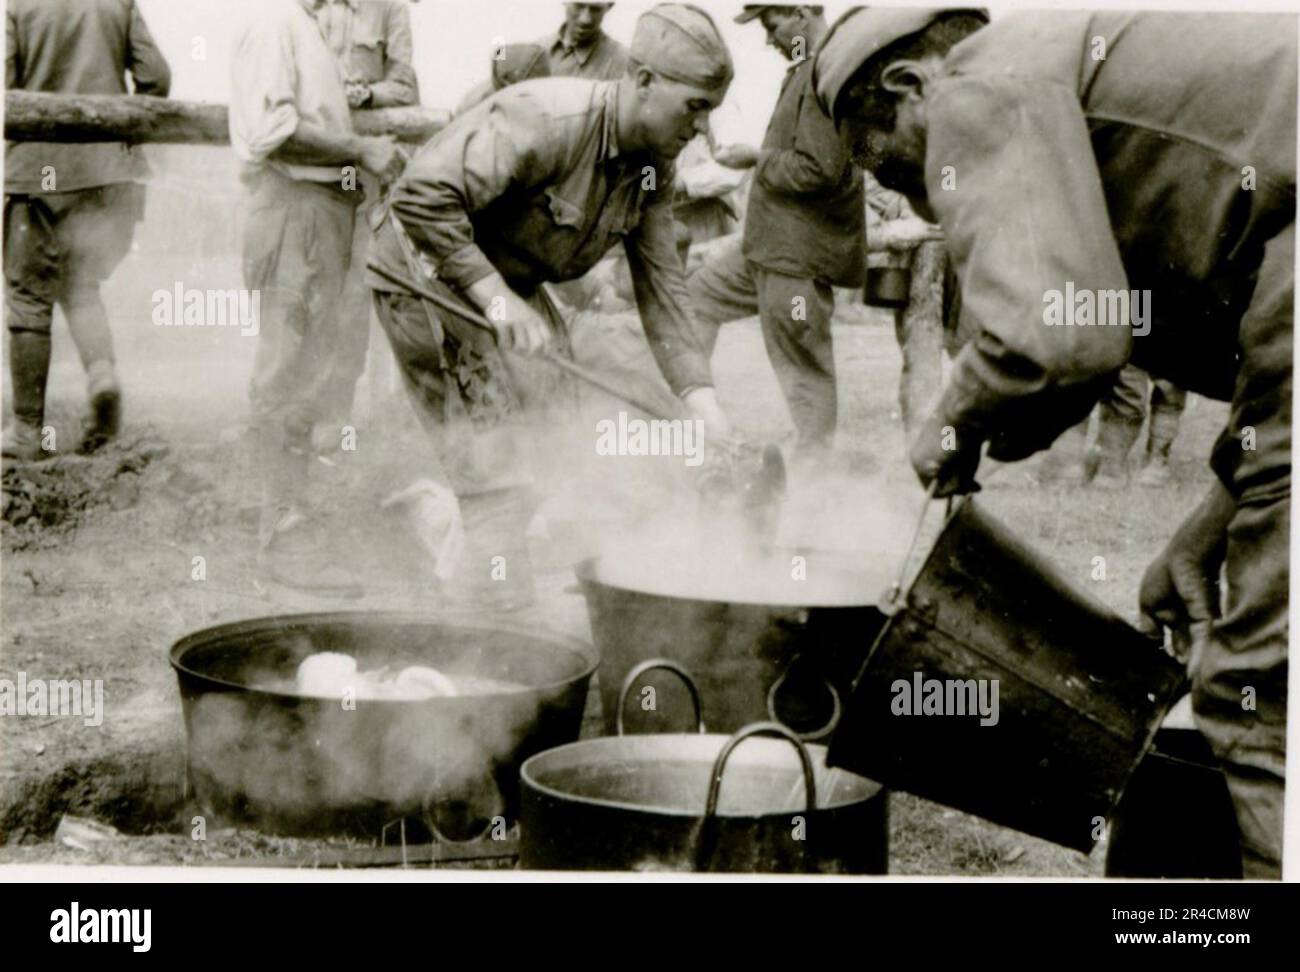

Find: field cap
813;7;986;121
631;4;734;92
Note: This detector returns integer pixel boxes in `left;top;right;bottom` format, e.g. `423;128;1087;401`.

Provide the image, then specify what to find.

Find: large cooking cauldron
520;661;887;873
576;556;887;740
171;612;595;839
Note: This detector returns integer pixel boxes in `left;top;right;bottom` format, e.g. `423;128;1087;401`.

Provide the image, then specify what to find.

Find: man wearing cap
454;43;552;116
367;3;733;607
687;5;865;452
817;8;1294;877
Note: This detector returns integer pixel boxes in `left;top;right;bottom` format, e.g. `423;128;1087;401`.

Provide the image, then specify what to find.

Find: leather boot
4;331;52;462
81;359;122;452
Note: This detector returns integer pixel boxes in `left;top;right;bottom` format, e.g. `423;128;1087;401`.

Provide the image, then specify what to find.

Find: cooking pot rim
521;735;881;817
169;610;598;699
574;557;884;609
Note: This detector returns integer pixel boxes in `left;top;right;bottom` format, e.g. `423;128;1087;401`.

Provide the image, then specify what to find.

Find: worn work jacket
926;11;1296;501
5;0;171;194
742;53;865;287
368;78;712;396
315;0;419;107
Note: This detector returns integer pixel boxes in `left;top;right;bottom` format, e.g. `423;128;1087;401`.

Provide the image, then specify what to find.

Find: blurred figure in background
454;42;551;115
312;0;420;454
229;0;401;597
688;5;865;453
1089;363;1189;488
3;0;170;461
862;170;946;440
538;2;627;80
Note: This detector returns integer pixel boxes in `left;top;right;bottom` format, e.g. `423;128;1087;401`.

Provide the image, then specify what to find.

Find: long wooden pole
4;91;448;163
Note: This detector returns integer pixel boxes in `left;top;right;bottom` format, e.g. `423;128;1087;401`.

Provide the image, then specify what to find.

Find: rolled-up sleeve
229;22;300;164
625;170;714;395
366;2;419;107
387;95;555;290
926;73;1131;455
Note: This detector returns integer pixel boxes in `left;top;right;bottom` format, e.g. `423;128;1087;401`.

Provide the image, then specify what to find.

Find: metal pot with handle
519;660;887;873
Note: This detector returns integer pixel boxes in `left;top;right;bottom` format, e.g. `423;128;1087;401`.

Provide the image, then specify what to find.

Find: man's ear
634;66;656;96
880;59;929;99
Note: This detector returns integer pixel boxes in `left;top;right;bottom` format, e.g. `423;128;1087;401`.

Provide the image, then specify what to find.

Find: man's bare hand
909;411;982;498
345;81;372;109
682;386;731;440
876;217;945;252
467;275;552;356
1138;481;1234;667
358;135;403;183
713;143;760;169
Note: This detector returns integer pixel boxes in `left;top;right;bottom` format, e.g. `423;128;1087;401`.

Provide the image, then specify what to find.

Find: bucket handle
883;482;960;611
766;668;843;742
695;722;818;872
617;658;706;735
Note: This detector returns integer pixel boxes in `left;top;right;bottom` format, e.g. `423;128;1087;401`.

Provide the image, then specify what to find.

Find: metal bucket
575;558;886;741
171;612;595;840
864;266;912;308
826;498;1188;852
1105;725;1242;878
519;661;888;873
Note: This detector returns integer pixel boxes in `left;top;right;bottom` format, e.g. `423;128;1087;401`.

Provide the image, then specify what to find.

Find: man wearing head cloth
816;7;1294;878
367;4;734;608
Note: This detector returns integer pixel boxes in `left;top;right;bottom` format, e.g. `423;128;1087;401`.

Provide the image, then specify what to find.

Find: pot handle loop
694;722;819;873
704;721;817;818
617;658;706;736
766;670;843;742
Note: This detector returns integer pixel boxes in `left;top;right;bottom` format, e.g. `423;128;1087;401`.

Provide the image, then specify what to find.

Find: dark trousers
687;238;837;448
4;183;143;423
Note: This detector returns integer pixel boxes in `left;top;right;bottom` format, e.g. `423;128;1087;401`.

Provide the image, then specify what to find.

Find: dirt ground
0;247;1227;873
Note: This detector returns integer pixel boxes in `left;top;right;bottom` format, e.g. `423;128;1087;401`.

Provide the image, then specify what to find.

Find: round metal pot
576;558;887;742
171;612;595;840
519;661;887;873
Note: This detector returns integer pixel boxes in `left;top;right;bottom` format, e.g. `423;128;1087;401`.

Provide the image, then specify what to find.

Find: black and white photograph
0;0;1295;927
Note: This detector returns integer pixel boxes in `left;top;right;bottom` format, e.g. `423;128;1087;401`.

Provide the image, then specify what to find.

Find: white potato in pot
295;652;358;698
394;665;460;700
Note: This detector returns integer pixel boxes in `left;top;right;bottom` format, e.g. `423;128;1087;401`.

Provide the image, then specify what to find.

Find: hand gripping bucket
826;495;1188;852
